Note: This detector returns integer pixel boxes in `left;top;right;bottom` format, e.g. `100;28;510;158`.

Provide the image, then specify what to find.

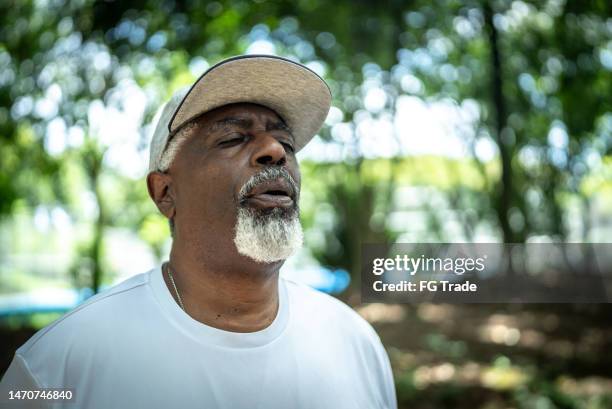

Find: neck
165;244;283;333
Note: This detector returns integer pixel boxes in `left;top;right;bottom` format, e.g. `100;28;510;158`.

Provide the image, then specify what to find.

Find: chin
233;205;303;264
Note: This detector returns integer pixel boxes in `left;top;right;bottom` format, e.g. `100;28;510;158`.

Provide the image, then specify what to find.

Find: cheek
294;168;301;185
289;162;301;187
199;166;231;200
191;162;242;211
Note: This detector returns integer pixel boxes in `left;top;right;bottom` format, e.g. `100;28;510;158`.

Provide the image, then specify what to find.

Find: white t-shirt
1;266;397;409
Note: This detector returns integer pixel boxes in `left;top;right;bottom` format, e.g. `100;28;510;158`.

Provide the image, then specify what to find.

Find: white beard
234;207;303;263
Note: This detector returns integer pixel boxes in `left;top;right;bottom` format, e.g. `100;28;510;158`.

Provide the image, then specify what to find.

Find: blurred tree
1;0;610;292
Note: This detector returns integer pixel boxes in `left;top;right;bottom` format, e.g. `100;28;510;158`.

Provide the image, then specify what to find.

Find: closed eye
218;134;248;147
281;142;295;153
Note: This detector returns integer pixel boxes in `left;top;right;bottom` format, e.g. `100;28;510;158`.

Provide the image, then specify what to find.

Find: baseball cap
148;55;332;172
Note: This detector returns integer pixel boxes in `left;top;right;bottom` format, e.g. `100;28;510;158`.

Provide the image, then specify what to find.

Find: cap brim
169;55;331;152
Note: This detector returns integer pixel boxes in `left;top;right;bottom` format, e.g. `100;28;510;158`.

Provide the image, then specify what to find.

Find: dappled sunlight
417;303;456;323
413;363;457;388
557;376;612;398
517;329;546;349
357;303;406;324
480;360;529;391
388;342;611;406
478;323;522;346
376;302;612;408
478;314;522;346
407;359;529;391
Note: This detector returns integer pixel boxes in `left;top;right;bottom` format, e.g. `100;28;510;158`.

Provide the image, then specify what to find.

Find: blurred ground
356;302;612;409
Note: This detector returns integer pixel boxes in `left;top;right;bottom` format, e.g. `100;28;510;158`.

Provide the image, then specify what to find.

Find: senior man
1;55;397;408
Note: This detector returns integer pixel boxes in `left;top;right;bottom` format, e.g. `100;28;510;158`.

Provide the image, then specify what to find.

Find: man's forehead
197;103;288;131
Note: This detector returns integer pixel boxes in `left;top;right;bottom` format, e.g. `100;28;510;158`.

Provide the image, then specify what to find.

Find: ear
146;171;176;220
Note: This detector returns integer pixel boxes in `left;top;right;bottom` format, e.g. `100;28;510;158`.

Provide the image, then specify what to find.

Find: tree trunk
483;1;517;244
86;146;106;295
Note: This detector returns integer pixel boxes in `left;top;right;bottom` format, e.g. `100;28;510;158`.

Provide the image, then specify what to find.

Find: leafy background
1;0;611;408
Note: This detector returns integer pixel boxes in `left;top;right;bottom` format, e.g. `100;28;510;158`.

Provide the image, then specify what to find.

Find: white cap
148;55;332;172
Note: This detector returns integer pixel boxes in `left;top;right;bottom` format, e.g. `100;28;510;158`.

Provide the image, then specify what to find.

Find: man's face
166;102;302;263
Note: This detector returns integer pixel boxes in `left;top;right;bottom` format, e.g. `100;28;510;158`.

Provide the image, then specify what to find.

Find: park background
0;0;611;407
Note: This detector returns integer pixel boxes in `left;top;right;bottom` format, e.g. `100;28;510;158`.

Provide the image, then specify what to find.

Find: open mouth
265;190;291;196
243;178;296;209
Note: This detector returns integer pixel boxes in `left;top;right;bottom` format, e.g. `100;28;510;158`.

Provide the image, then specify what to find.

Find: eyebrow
209;116;294;141
209;117;253;133
266;120;294;141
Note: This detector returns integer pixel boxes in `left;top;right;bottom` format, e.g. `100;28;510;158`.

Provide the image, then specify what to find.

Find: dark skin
146;103;300;332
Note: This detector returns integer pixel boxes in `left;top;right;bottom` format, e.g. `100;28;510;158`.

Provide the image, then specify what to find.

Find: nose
251;133;287;167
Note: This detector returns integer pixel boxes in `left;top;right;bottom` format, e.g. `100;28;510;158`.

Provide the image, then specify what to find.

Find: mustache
238;167;299;203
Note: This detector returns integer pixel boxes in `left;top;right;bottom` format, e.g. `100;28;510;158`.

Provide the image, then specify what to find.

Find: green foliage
0;0;610;288
0;3;611;406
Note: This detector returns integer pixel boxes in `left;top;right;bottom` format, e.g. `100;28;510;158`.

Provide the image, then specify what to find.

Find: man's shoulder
282;277;380;343
17;270;152;357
